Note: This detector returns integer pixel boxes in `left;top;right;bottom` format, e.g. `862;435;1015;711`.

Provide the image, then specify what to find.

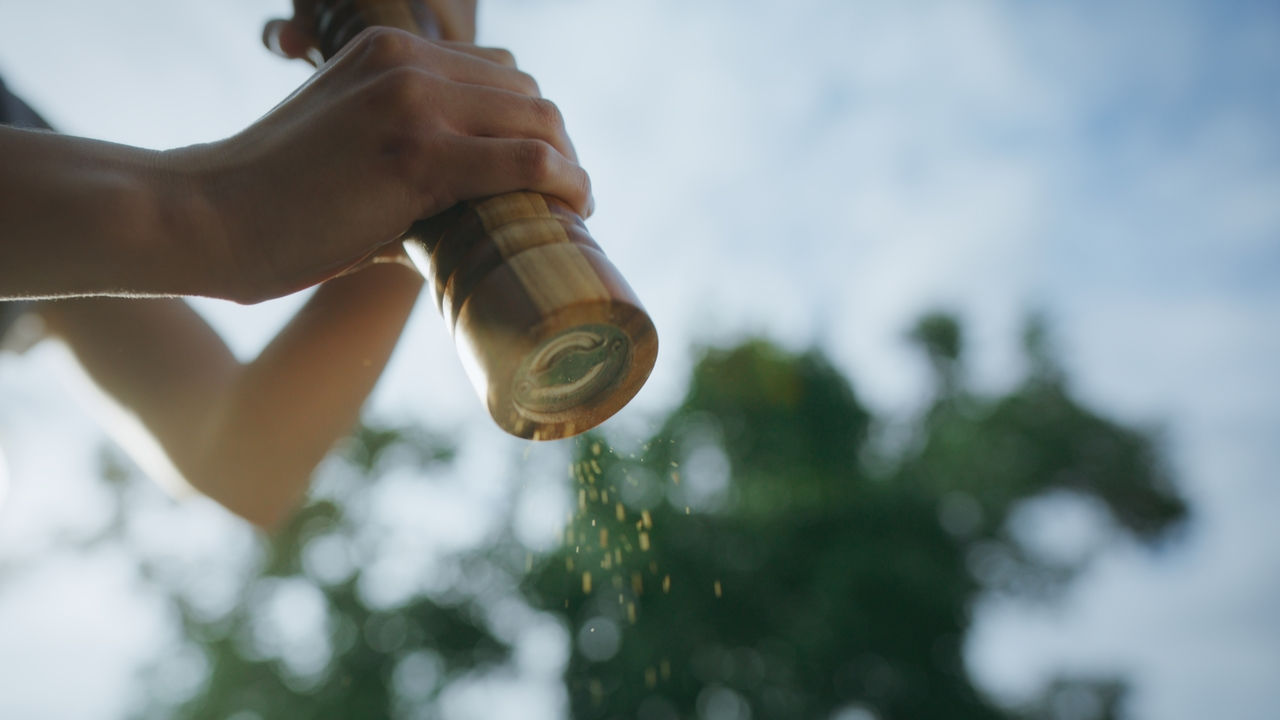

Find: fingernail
585;194;596;218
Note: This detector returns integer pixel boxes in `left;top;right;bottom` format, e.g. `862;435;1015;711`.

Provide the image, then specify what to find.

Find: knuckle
371;66;429;113
513;140;554;180
566;166;591;211
355;26;414;67
513;70;541;97
485;47;517;67
529;97;563;128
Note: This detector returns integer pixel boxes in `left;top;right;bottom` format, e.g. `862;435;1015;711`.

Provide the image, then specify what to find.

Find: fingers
363;65;587;212
262;25;594;218
442;137;593;218
436;42;518;69
264;7;499;71
345;28;539;98
263;18;321;66
452;86;577;162
431;44;541;97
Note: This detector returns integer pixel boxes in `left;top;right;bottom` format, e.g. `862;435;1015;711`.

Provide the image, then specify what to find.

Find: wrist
147;145;235;299
0;128;226;299
55;140;227;299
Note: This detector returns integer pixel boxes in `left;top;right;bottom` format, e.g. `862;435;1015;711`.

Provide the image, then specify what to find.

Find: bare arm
1;16;588;304
0;128;220;299
37;263;421;529
6;1;587;528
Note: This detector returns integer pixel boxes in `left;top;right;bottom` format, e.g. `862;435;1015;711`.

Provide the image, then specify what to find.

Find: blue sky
1;1;1278;718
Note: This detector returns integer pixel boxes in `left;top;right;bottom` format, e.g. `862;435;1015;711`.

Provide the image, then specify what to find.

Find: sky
1;0;1278;718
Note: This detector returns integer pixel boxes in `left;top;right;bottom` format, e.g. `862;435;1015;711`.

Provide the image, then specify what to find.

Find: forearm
196;262;423;527
0;126;216;299
39;262;421;529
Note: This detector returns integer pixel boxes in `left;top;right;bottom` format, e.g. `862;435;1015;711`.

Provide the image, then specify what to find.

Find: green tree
523;313;1186;720
110;312;1184;719
124;424;515;720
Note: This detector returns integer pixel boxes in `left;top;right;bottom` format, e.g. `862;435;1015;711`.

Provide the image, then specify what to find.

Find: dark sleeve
0;75;53;131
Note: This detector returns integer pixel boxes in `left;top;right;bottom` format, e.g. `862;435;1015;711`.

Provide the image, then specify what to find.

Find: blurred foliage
524;312;1186;720
100;311;1184;719
123;425;514;720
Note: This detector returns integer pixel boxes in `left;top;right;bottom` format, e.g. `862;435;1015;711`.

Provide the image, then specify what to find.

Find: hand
265;0;478;57
263;0;480;277
164;24;590;303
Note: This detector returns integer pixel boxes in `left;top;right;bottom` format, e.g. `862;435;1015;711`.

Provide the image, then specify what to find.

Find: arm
0;128;218;299
2;6;588;304
37;263;421;530
14;0;587;528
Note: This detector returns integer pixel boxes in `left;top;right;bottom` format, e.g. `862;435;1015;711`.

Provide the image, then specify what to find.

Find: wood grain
311;0;658;440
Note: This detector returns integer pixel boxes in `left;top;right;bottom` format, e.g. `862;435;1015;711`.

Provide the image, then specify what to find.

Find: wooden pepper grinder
309;0;658;440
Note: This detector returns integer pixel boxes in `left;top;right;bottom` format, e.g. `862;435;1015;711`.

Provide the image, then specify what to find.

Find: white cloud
2;1;1278;718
